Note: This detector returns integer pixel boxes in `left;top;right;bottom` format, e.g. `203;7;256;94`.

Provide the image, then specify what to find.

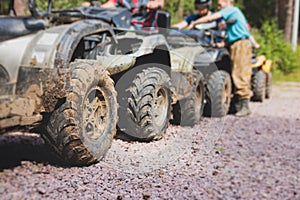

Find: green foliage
0;0;10;15
164;0;194;23
36;0;110;10
36;0;79;10
252;20;298;75
164;0;180;22
244;0;275;28
182;0;194;16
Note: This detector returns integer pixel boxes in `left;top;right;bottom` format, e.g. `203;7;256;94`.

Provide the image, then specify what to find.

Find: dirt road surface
0;82;299;199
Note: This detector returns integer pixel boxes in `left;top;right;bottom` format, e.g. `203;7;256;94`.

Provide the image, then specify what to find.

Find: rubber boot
235;99;251;117
235;99;242;112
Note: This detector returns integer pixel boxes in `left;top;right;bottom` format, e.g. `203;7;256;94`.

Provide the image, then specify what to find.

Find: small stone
143;192;151;199
37;187;46;194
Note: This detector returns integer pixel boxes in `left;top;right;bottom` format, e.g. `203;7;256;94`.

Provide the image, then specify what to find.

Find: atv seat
0;17;46;42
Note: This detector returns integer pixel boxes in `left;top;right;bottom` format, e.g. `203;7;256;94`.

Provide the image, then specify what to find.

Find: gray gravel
0;82;299;199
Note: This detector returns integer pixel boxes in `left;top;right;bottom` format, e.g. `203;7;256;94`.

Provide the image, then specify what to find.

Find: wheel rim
152;87;169;129
83;86;108;140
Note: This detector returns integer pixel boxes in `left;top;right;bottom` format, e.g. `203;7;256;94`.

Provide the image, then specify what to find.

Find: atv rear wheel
204;70;232;117
172;71;205;126
42;61;118;166
265;72;272;99
119;67;172;141
251;70;266;102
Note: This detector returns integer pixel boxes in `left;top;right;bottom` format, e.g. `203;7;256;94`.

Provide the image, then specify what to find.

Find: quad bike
251;51;272;102
0;0;174;165
165;24;233;118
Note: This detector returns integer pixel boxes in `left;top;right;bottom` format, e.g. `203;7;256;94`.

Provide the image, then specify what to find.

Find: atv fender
102;32;171;75
20;20;115;69
170;46;204;73
252;55;266;68
262;59;272;73
106;32;170;57
96;55;136;75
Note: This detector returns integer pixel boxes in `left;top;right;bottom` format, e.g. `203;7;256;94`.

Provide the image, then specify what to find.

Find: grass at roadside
273;46;300;83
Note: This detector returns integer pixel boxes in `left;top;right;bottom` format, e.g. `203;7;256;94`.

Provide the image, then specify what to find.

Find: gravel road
0;82;299;199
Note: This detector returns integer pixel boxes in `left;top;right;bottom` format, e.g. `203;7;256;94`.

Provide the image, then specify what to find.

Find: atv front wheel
204;70;232;117
119;67;172;141
172;71;205;126
251;70;266;102
42;61;118;166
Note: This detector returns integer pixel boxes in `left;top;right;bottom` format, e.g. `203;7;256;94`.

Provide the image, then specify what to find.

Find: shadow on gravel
115;129;154;143
0;132;56;171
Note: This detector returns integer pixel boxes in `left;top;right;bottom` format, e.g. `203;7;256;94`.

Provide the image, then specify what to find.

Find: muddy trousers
230;39;252;99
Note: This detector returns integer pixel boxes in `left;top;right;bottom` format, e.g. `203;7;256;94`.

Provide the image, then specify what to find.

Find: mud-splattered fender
170;46;204;73
15;20;115;112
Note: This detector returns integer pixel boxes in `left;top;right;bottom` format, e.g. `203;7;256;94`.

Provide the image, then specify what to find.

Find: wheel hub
83;86;107;140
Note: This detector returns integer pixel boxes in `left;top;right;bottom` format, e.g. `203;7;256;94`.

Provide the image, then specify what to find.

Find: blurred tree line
1;0;298;39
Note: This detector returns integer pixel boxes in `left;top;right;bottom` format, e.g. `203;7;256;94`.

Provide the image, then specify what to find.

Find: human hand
212;42;225;48
147;0;161;10
253;44;260;49
187;22;195;30
81;2;91;7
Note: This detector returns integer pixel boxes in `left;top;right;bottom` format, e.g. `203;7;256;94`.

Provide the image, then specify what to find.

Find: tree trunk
177;0;183;19
284;0;294;43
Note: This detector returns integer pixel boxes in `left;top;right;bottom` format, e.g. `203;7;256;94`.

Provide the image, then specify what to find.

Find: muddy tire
204;70;232;117
251;70;266;102
172;71;205;126
265;72;272;99
42;61;118;166
119;67;171;141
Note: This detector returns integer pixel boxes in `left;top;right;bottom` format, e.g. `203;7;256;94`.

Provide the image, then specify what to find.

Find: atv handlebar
168;29;227;47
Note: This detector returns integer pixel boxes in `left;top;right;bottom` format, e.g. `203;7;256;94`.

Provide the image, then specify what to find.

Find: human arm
187;12;223;30
250;35;260;49
172;21;188;30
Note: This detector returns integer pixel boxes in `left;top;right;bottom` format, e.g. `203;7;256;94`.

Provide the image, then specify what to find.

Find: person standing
187;0;252;117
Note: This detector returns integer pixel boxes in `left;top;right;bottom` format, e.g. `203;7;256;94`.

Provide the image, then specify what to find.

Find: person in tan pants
187;0;252;117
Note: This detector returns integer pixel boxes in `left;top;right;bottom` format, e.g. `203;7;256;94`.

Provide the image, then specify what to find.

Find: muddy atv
52;4;174;141
0;0;172;165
